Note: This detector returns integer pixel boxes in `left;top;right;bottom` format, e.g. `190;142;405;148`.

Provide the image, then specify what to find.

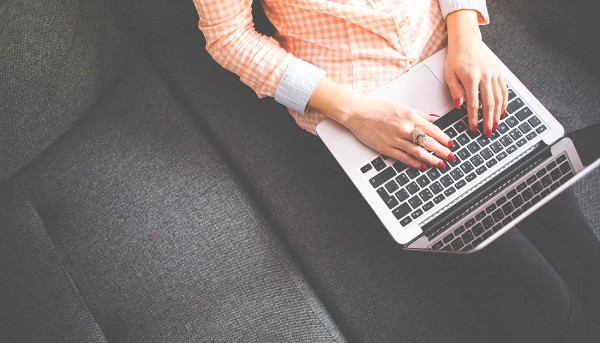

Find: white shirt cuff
274;58;326;114
439;0;490;24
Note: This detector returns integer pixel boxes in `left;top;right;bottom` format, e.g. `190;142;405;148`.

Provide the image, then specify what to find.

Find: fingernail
493;122;499;131
448;140;454;148
437;161;446;169
447;153;457;161
470;125;477;133
454;98;462;110
420;164;429;171
502;109;507;118
485;129;492;138
429;113;440;117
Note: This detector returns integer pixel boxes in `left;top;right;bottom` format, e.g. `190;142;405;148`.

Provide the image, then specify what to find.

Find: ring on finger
411;127;428;147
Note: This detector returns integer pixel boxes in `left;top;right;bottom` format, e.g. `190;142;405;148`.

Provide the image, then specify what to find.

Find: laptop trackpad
370;66;452;115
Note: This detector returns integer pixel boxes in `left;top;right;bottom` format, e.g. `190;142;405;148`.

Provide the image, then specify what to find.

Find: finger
421;135;454;165
382;146;427;171
446;70;465;109
416;116;454;149
395;139;445;168
498;75;508;119
492;75;503;132
479;76;495;137
463;76;480;132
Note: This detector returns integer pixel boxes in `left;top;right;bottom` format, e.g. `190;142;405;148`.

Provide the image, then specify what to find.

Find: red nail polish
502;109;507;118
454;98;462;110
448;140;454;148
493;122;499;131
447;153;457;161
437;161;446;169
430;113;440;118
485;129;492;138
470;126;477;133
420;164;429;171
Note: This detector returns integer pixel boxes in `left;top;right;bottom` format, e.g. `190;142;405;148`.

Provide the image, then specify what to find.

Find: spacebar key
369;166;396;188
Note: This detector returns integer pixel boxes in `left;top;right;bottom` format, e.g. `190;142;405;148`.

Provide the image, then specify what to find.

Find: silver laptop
317;46;600;253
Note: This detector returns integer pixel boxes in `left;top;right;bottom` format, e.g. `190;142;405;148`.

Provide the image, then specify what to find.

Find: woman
193;1;600;341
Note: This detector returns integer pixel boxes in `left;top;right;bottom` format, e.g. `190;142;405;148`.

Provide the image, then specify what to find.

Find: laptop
316;46;600;253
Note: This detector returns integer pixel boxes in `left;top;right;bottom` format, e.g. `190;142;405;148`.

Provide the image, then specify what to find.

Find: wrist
447;10;482;49
308;77;366;126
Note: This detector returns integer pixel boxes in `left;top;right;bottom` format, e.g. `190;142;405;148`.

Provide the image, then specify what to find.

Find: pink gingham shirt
193;0;489;134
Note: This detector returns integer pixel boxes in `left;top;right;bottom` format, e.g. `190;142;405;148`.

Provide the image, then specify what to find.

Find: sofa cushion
0;0;132;184
1;51;345;342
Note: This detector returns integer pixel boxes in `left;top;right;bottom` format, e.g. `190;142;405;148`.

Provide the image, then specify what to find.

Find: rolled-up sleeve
193;0;326;114
438;0;490;24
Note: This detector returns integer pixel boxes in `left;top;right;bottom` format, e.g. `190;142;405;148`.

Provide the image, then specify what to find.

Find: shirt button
407;58;417;66
398;17;408;27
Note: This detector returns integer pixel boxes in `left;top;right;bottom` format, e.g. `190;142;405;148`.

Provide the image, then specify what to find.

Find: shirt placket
381;1;419;70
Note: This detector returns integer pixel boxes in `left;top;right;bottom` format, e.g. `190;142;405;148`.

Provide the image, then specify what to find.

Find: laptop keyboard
362;88;548;227
430;153;574;251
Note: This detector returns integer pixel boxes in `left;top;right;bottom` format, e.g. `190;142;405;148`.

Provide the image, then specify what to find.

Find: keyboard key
377;188;399;209
455;179;467;189
454;225;465;236
526;131;537;141
395;174;409;186
526;175;537;185
507;98;524;114
506;116;519;128
370;167;396;188
450;169;464;181
513;208;523;218
467;128;479;140
482;230;493;240
393;161;407;173
443;233;455;244
451;237;465;250
467;141;481;154
457;148;471;160
444;187;456;197
393;203;412;219
486;158;498;168
400;216;412;226
481;148;493;160
412;209;424;219
559;162;572;174
490;142;503;153
472;237;483;247
361;164;373;173
455;121;468;132
506;145;517;154
541;175;552;188
433;194;445;204
550;168;562;182
512;194;524;208
522;188;533;201
557;154;567;164
409;195;423;209
502;202;514;215
528;116;542;128
482;216;494;229
546;161;557;171
477;136;491;147
372;157;386;171
497;152;508;161
515;107;533;121
457;133;470;146
509;129;523;141
475;211;486;221
423;201;434;212
473;223;484;236
385;180;399;193
531;195;542;204
497;196;508;206
532;181;543;194
465;173;477;182
430;182;444;194
518;122;533;134
465;218;476;228
497;122;509;134
536;125;547;134
440;175;453;187
470;154;484;167
508;88;516;101
407;182;420;195
507;189;517;199
406;168;420;179
396;189;409;202
462;230;475;244
536;169;547;178
492;209;504;222
445;127;458;138
486;203;497;214
460;161;474;174
432;241;444;249
476;165;488;175
500;136;513;147
427;168;441;181
417;175;430;187
515;138;527;147
419;189;433;202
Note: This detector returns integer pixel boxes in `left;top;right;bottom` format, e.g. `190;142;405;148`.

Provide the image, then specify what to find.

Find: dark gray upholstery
0;0;133;185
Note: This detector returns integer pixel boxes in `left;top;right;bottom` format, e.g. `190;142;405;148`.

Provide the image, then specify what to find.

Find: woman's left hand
444;10;508;138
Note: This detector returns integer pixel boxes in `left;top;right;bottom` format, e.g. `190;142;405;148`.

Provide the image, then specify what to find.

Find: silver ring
411;127;428;147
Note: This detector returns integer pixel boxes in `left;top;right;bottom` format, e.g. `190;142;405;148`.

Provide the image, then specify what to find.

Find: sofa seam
15;178;111;343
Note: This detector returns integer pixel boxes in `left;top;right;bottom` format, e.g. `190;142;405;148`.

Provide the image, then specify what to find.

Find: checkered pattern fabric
193;0;488;134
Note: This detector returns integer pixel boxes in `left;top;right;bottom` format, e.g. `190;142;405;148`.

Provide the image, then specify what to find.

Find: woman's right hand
340;95;455;170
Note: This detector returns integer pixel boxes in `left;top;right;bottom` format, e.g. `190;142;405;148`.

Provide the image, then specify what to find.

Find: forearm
446;10;482;50
307;77;365;125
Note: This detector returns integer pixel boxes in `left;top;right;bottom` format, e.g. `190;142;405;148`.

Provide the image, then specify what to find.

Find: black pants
459;188;600;342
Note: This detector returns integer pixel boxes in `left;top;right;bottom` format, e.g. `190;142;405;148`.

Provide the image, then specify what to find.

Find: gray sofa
0;0;598;342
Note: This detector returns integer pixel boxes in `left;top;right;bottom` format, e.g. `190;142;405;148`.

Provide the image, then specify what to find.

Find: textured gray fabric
144;5;600;338
0;0;131;184
14;53;344;343
0;182;109;343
